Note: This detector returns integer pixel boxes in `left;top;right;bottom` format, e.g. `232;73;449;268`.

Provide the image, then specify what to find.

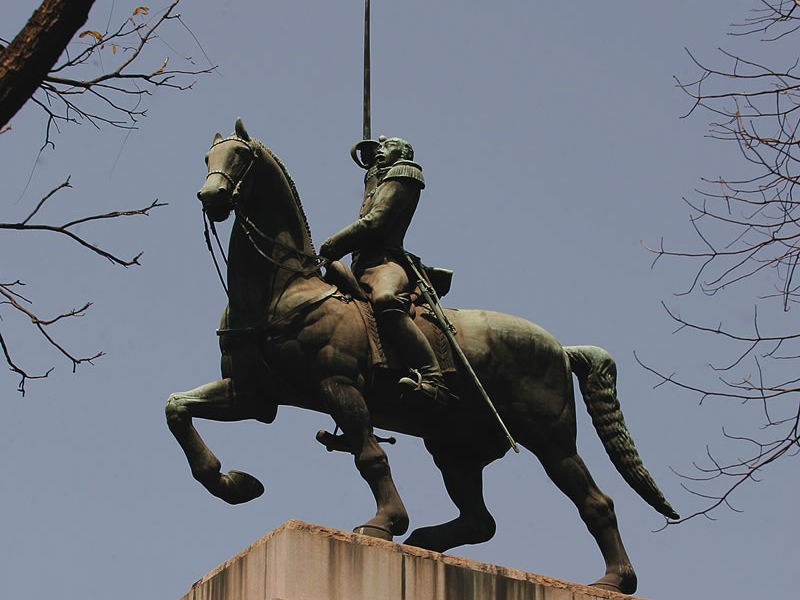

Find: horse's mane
251;138;316;256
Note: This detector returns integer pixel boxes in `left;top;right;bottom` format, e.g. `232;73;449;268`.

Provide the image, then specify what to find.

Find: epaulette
383;160;425;189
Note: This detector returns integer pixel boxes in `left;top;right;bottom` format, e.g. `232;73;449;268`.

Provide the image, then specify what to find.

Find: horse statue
165;118;678;594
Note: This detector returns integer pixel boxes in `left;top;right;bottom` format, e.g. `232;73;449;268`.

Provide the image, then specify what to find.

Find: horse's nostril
197;186;228;202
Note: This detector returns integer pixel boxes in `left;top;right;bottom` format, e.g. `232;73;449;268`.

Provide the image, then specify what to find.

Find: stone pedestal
180;520;646;600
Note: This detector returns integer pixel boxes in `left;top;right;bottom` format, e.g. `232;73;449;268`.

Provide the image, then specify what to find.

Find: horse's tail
564;345;679;520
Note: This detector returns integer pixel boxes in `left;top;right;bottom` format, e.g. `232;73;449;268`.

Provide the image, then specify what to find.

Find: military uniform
321;153;454;403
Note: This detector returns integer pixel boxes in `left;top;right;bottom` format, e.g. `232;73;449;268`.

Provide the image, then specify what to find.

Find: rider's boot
378;308;458;406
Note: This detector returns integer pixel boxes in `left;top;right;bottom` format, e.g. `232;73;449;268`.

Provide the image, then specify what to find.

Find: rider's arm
320;179;419;260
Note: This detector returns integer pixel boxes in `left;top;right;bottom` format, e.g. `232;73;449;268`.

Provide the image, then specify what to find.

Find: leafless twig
0;1;210;394
0;179;165;394
30;1;216;149
651;1;800;520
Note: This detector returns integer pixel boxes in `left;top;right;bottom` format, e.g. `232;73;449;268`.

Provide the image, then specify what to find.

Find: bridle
200;136;329;296
199;135;339;339
204;135;258;206
200;135;257;293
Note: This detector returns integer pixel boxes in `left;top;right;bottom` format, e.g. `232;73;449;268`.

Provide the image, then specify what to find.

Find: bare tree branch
0;2;210;394
0;180;165;393
0;0;95;128
0;177;165;266
1;1;215;147
0;329;54;395
650;1;800;521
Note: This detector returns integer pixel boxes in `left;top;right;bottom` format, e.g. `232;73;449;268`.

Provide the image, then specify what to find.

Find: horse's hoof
591;572;637;595
403;528;432;549
353;523;393;541
591;580;622;593
216;470;265;504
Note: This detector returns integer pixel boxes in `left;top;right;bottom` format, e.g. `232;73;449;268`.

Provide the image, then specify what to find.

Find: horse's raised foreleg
535;444;637;594
404;442;497;552
165;379;264;504
319;377;409;540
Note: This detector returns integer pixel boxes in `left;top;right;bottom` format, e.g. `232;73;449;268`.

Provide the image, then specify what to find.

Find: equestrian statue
165;118;678;595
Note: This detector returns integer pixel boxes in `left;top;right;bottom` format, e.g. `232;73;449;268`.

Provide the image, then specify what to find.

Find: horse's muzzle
198;185;234;222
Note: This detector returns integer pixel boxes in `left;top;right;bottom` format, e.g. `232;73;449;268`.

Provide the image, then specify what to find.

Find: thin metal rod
363;0;371;140
405;255;520;453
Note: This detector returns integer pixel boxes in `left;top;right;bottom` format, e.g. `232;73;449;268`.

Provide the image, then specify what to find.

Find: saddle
324;260;457;377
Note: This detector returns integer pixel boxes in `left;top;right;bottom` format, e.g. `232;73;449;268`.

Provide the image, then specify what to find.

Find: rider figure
319;136;457;405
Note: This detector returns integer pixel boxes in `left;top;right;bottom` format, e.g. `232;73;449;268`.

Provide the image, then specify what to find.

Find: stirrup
398;370;458;405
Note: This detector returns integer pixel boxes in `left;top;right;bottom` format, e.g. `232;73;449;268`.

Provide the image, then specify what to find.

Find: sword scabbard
404;253;520;453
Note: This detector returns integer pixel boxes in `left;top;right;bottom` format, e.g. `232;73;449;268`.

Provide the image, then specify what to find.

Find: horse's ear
235;117;250;141
213;132;223;143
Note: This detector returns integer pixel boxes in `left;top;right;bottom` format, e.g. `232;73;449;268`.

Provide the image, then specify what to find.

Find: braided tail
564;345;679;520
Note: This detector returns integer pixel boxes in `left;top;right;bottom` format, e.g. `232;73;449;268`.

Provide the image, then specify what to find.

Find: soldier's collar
364;164;392;185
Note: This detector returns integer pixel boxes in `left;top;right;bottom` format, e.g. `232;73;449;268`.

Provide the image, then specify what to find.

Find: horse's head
198;117;258;222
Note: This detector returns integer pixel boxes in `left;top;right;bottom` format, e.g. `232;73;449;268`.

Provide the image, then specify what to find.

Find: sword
363;0;371;141
351;0;377;170
404;253;520;453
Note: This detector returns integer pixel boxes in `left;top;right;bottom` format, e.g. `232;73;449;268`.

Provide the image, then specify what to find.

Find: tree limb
650;1;800;520
0;180;164;393
0;0;96;128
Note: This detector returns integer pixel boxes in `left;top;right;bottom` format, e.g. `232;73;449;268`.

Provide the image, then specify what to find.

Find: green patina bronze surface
166;119;678;595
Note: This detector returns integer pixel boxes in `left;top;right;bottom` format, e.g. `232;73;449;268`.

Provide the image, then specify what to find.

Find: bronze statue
166;118;678;595
319;136;456;405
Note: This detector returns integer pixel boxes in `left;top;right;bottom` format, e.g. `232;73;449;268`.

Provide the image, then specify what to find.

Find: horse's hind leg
533;441;637;594
319;377;408;540
404;441;499;552
165;378;265;504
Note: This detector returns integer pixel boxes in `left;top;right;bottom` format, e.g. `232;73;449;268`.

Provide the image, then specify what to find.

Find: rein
200;135;330;291
202;212;229;294
235;209;329;275
199;134;341;338
216;284;339;338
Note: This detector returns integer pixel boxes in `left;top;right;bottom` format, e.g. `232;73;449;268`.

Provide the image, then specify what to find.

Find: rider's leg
379;308;441;374
361;262;456;403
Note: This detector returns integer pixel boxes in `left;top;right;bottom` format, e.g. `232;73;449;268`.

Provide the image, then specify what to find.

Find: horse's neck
225;164;324;326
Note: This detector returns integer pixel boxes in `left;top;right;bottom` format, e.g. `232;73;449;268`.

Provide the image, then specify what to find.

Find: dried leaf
112;44;117;54
132;6;149;16
154;56;169;75
79;30;103;42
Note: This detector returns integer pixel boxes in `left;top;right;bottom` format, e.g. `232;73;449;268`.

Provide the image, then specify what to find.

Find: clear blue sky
1;2;795;598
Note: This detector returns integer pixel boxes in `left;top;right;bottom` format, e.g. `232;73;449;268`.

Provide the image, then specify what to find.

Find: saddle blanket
352;298;457;376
